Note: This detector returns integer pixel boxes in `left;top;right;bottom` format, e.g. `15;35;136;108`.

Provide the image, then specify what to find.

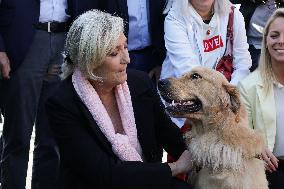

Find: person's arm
152;86;187;159
238;79;279;172
138;71;190;162
238;81;253;129
162;11;200;79
149;77;193;175
46;95;177;189
230;9;252;85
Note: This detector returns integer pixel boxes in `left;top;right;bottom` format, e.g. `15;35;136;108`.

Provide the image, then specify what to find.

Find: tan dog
158;67;268;189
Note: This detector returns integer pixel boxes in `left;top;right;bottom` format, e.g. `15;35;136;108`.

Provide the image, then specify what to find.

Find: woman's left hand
261;148;279;172
168;150;193;176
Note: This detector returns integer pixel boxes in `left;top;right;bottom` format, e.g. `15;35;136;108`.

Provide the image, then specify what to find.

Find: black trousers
1;30;65;189
248;44;261;72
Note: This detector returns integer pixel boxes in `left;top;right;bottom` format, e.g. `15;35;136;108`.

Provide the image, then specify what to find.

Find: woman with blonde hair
46;10;193;189
239;8;284;189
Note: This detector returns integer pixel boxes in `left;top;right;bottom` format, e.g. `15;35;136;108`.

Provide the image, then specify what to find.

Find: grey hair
164;0;232;15
61;9;124;80
259;8;284;95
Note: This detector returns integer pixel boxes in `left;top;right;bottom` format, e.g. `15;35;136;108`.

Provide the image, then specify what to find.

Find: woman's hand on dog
168;150;193;176
261;148;279;172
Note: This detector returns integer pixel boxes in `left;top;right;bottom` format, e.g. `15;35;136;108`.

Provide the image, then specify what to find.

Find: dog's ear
222;83;241;114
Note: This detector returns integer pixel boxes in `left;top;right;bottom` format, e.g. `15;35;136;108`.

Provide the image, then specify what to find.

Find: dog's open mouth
163;98;202;115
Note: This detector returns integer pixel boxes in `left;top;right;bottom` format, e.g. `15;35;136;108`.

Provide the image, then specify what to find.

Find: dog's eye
190;73;202;80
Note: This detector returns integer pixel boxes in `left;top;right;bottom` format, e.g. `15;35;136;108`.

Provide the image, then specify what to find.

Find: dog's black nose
158;79;170;89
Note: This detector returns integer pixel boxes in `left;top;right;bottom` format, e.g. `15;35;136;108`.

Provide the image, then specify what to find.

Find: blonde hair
61;10;124;80
259;8;284;95
163;0;232;15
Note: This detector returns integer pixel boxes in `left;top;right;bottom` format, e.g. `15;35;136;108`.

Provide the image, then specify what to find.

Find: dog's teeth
171;100;175;105
186;101;190;105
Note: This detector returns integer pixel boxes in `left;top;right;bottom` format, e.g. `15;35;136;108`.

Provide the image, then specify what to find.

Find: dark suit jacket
0;0;75;73
46;70;187;189
0;0;39;72
66;0;101;19
68;0;167;66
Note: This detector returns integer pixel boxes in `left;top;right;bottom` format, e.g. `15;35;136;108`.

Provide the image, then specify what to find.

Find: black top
46;69;187;189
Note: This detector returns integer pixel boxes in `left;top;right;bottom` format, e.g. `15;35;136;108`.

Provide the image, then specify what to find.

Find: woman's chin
114;74;127;85
120;75;127;83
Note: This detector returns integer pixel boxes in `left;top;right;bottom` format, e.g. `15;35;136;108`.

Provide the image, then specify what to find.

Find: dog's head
158;67;241;125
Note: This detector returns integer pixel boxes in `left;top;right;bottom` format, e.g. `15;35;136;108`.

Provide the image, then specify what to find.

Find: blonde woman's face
266;17;284;64
189;0;214;13
93;33;130;86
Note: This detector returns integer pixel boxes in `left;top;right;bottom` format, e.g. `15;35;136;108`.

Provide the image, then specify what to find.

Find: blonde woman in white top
239;8;284;189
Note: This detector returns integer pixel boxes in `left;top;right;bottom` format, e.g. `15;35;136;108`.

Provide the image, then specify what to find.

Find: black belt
35;22;68;33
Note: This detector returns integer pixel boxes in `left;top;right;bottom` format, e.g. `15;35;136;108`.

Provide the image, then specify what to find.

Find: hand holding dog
261;148;279;173
168;150;193;176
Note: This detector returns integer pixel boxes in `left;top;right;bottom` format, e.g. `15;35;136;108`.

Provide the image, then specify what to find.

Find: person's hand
148;66;161;84
168;150;193;176
0;52;11;79
260;148;278;172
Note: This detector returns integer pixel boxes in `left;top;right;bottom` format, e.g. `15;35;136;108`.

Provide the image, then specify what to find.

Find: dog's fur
158;67;268;189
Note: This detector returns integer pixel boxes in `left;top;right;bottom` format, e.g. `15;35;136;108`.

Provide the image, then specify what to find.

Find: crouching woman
45;10;193;189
